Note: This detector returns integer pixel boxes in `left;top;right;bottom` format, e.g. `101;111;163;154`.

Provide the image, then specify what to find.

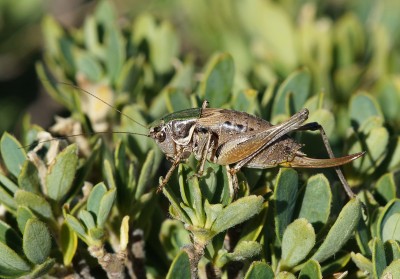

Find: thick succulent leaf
0;241;31;277
60;222;77;266
299;259;322;279
298;174;331;230
76;51;102;82
274;168;298;242
65;214;87;241
211;195;263;235
136;150;155;199
312;198;361;262
224;241;262;262
372;237;386;279
272;69;311;117
0;173;19;193
382;213;400;242
14;190;54;220
349;92;383;126
199;53;234;107
96;188;116;228
46;144;78;201
150;21;179;74
119;216;130;251
239;201;268;242
166;251;191;279
281;218;315;268
0;186;17;211
23;219;52;265
87;182;107;217
1;132;27;178
78;210;96;231
244;262;274;279
378;199;400;242
375;172;397;203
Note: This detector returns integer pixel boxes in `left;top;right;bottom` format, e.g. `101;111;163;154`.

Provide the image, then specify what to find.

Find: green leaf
120;216;130;251
150;21;179;74
18;160;40;193
349;92;383;126
96;188;116;228
0;220;23;253
166;251;191;279
0;186;17;211
372;237;386;279
17;206;35;233
272;69;311;117
381;259;400;279
312;198;361;262
105;24;125;83
375;172;397;203
14;190;54;220
355;218;372;257
60;222;77;266
244;262;274;279
1;132;27;178
23;219;52;264
239;201;268;242
225;241;262;262
87;182;107;217
0;173;19;193
103;159;116;189
199;53;235;107
29;258;55;278
79;210;96;230
211;195;263;235
0;241;31;277
274;168;298;242
136;150;154;199
46;144;78;201
299;259;322;279
378;199;400;242
351;252;373;275
281;218;315;268
298;174;331;230
382;213;400;242
65;214;87;241
76;52;102;82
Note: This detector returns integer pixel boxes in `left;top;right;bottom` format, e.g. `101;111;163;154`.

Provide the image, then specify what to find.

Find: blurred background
1;0;400;134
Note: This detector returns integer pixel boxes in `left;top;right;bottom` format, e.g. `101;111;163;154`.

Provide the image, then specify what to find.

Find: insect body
150;101;364;198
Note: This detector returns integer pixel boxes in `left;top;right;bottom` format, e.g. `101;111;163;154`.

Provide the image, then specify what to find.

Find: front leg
157;149;187;193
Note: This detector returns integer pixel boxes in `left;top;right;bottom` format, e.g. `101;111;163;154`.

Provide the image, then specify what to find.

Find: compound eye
157;131;166;143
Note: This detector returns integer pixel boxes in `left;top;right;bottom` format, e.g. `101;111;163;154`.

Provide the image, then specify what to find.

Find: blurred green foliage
1;0;400;278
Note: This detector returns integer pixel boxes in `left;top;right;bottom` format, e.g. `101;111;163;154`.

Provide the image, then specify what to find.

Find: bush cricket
40;83;365;198
149;100;364;197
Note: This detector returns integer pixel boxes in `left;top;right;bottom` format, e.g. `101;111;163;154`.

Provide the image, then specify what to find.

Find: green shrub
1;1;400;278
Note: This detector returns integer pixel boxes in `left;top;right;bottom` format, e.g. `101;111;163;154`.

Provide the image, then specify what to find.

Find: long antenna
55;81;148;129
19;131;150;150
